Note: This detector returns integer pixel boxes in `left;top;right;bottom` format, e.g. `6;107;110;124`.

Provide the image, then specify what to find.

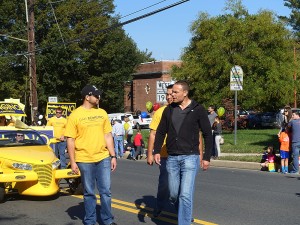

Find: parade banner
0;126;54;144
0;102;26;116
46;102;76;119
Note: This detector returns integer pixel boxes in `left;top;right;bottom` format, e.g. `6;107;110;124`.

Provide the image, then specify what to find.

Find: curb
210;159;260;170
122;151;261;171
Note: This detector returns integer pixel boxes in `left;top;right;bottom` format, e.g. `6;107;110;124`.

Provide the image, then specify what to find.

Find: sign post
230;65;243;145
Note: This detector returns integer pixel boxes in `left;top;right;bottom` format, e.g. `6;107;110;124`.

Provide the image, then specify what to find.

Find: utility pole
27;0;38;124
294;45;297;108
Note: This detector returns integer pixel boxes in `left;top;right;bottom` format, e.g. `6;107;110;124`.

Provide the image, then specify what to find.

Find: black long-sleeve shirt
153;100;213;161
213;122;222;135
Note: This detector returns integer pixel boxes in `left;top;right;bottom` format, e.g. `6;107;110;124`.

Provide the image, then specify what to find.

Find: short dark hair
209;105;215;111
174;80;190;92
284;105;291;110
56;107;63;112
166;84;173;89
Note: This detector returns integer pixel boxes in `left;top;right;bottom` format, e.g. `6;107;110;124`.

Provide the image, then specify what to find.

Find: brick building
124;60;182;114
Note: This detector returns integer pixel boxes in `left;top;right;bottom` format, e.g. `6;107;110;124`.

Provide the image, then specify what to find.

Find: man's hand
147;154;153;165
111;158;117;171
201;160;210;171
154;154;161;166
71;162;80;175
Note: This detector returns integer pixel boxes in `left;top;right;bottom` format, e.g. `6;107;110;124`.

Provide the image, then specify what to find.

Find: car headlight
12;163;32;170
52;159;61;169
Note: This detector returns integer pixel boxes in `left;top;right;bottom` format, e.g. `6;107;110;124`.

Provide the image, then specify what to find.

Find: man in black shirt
153;80;213;225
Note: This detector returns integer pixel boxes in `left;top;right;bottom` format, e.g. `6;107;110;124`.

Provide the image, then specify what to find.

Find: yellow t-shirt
124;122;130;131
46;116;67;139
64;106;112;163
149;106;168;157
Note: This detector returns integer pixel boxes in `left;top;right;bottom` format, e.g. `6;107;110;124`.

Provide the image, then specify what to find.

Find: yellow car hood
0;145;56;164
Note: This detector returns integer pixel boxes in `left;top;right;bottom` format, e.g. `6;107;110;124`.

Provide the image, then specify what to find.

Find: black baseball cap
81;85;102;97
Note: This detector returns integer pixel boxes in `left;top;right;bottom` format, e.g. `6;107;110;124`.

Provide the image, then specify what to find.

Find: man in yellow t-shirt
147;84;173;217
46;107;67;169
64;84;117;225
124;116;133;144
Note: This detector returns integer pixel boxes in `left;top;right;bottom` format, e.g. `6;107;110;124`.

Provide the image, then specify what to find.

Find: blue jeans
292;142;300;173
130;148;135;158
114;136;124;158
167;155;199;225
77;157;114;225
54;141;67;169
156;157;169;211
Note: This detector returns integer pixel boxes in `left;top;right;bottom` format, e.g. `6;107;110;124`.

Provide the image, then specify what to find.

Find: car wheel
136;123;140;130
65;164;82;194
0;184;5;202
66;177;82;195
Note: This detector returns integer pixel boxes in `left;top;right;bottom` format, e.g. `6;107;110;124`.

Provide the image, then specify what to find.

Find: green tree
0;0;28;102
283;0;300;39
0;0;152;117
172;0;297;111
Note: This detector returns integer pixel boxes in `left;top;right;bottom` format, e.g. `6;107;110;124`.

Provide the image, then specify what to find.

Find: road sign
156;81;173;102
230;65;243;91
48;96;58;103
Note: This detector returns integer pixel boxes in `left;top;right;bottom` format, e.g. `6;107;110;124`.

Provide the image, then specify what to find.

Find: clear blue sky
114;0;292;60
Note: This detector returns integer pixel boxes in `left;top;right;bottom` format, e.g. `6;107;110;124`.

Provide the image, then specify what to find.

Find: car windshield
0;130;46;147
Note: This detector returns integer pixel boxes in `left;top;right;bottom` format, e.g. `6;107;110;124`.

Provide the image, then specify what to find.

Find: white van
133;114;152;129
108;113;135;129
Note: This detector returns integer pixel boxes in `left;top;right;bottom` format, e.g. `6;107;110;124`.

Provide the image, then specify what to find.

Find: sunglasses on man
88;94;100;99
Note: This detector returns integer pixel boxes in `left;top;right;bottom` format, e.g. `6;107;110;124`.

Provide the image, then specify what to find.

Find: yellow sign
46;102;76;119
0;102;26;116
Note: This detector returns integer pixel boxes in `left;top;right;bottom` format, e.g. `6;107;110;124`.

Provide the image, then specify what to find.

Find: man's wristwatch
111;155;117;159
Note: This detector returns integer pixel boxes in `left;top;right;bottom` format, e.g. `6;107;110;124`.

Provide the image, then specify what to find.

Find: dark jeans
211;133;216;157
127;134;133;144
133;146;143;159
156;158;169;211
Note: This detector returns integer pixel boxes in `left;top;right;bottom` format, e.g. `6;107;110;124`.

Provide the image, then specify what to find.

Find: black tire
0;184;5;202
135;123;140;130
65;164;82;194
66;177;82;194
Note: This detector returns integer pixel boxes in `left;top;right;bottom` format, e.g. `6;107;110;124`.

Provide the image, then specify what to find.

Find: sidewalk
212;153;260;170
210;158;260;170
123;151;261;171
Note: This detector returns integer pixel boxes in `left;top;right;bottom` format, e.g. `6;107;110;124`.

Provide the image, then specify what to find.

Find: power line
48;0;66;48
0;0;168;47
48;0;66;3
0;28;28;37
46;0;169;25
118;0;168;20
35;0;190;53
0;0;190;57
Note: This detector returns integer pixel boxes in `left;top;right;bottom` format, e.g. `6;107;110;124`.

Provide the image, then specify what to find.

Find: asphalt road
0;159;299;225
